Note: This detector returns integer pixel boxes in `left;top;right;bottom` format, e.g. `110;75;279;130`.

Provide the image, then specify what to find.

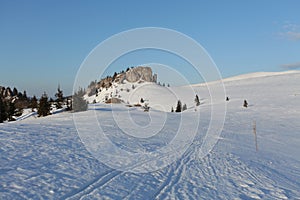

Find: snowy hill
0;70;300;199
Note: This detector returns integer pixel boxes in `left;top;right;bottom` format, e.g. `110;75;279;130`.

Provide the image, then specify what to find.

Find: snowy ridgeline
0;71;300;199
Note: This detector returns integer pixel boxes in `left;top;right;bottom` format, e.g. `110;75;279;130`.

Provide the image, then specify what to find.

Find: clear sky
1;0;299;97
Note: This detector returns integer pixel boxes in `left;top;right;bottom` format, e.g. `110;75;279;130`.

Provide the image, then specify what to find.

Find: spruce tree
72;88;88;112
55;86;63;109
195;94;200;106
66;97;72;111
30;95;38;111
23;90;28;100
7;101;16;121
5;87;13;97
13;87;18;96
182;103;187;111
38;92;51;117
113;72;118;81
175;100;182;112
0;98;7;123
243;100;248;108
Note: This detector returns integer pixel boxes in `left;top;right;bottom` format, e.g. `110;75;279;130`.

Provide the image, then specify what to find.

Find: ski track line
61;169;120;200
152;148;194;199
63;152;178;199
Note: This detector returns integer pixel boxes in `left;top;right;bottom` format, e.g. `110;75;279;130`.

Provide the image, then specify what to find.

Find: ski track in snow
1;71;300;199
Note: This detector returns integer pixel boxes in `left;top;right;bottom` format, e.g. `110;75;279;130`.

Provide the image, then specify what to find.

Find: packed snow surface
1;71;300;199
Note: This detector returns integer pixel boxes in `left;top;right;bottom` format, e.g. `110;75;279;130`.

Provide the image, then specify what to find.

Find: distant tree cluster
157;82;170;87
0;84;90;123
0;86;30;122
173;100;187;113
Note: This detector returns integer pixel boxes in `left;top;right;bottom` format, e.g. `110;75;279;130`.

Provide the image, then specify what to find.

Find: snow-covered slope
1;71;300;199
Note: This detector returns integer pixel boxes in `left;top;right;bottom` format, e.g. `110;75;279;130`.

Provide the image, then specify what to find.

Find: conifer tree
55;86;63;109
66;97;72;111
0;98;7;123
30;95;38;111
38;92;51;117
243;100;248;108
13;87;18;96
195;94;200;106
23;90;28;100
5;87;13;97
182;103;187;111
175;100;182;112
7;101;16;121
72;88;88;112
113;72;118;81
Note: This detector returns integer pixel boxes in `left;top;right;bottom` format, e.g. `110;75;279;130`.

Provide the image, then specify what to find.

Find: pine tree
72;88;88;112
182;103;187;111
30;95;38;111
13;87;18;96
17;92;23;99
0;98;7;123
195;94;200;106
66;97;72;111
5;87;13;97
55;86;63;109
113;72;118;81
7;101;16;121
243;100;248;108
23;90;28;100
175;100;182;112
38;92;51;117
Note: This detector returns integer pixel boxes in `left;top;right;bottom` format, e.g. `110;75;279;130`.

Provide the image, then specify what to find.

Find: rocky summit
125;66;157;83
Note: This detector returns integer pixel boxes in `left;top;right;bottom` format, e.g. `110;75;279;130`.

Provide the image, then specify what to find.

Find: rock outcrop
86;66;158;97
125;66;156;83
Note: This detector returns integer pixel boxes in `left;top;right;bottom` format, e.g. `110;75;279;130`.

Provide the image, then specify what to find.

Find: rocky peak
86;66;157;97
125;66;157;83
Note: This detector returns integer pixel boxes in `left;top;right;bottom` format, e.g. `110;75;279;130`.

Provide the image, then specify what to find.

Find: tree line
0;86;87;123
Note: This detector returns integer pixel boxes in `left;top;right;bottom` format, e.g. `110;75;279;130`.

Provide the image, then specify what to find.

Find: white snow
1;70;300;199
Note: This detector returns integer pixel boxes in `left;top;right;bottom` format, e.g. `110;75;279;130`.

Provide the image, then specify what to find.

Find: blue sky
1;0;299;97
